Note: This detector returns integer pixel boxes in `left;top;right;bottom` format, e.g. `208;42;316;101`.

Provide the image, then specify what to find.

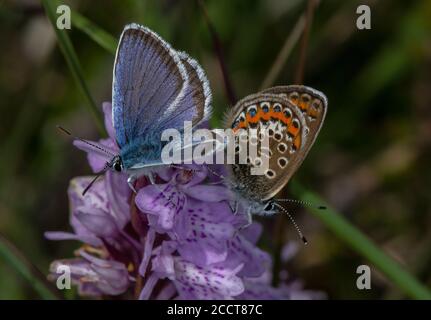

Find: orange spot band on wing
299;101;309;112
287;124;299;137
238;121;247;129
279;114;292;126
246;114;259;123
309;108;319;118
267;110;284;121
293;134;301;150
261;111;271;121
289;97;299;106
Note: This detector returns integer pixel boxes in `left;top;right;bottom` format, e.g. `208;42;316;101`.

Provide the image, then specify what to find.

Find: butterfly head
109;155;124;172
261;199;278;215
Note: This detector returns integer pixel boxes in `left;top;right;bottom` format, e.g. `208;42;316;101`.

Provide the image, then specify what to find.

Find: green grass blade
41;0;105;135
0;233;60;299
72;11;117;55
291;181;431;300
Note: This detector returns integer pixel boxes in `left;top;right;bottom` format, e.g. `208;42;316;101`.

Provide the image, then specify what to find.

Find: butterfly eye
113;159;122;172
264;202;274;211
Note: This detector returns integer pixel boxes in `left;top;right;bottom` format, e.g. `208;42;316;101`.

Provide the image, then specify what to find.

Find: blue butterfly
70;23;212;194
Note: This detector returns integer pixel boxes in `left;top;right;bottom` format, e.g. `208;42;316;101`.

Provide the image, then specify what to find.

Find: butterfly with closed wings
222;85;328;243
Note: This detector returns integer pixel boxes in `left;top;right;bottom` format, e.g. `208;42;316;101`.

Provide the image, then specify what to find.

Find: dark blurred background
1;0;431;299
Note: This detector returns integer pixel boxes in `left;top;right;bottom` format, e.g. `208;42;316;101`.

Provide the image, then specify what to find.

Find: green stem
0;233;60;299
41;0;105;136
72;11;117;55
291;181;431;300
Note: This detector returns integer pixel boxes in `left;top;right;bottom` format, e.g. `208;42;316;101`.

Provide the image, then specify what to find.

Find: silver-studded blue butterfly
66;23;212;194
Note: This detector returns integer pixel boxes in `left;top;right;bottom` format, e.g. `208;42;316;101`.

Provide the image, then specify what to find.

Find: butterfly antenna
56;125;116;157
82;174;101;196
273;202;308;245
82;163;110;196
204;163;224;179
169;164;201;174
204;163;239;187
275;198;326;210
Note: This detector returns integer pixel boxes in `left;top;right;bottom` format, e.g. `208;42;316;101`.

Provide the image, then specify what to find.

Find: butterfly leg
127;175;137;193
148;172;156;185
233;207;253;237
228;200;239;215
204;164;225;180
243;207;253;229
207;180;225;185
170;164;202;172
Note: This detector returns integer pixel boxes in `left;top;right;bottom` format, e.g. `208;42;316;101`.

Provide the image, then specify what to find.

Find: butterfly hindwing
154;51;212;131
225;93;308;201
261;85;327;155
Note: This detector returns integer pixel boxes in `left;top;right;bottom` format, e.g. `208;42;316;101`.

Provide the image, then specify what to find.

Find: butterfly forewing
225;93;308;201
112;23;188;148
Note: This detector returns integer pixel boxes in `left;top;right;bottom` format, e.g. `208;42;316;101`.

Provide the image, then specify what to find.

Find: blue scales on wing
112;23;212;170
112;23;188;148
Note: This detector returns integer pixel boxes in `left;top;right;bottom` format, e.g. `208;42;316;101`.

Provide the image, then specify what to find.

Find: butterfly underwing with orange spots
223;85;327;218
